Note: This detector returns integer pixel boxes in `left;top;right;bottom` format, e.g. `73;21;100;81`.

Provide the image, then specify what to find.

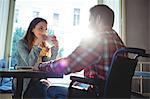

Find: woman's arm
41;46;58;62
50;46;58;60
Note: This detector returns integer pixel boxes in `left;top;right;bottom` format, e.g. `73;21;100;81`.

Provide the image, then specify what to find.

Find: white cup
45;39;54;48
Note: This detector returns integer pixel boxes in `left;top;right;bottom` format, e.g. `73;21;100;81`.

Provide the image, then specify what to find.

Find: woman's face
32;21;47;38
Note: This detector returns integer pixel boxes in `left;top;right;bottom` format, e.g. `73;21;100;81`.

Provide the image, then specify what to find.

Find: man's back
84;30;125;80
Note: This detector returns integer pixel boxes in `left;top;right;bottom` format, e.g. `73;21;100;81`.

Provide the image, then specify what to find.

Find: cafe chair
0;59;12;93
68;47;149;98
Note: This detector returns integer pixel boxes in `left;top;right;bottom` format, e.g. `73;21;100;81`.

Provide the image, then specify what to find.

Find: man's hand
38;61;53;72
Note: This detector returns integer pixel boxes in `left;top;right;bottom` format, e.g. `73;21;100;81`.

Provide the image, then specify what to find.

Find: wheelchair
68;47;150;98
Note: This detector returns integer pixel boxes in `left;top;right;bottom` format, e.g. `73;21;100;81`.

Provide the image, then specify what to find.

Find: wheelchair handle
139;53;150;58
115;47;145;55
125;48;145;55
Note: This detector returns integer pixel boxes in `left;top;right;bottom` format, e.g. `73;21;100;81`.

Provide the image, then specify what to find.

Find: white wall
126;0;149;50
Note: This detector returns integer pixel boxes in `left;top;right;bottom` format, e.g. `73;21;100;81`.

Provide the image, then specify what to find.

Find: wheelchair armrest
70;76;104;86
68;76;105;98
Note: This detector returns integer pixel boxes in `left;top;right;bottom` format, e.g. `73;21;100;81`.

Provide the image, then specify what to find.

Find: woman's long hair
24;17;47;51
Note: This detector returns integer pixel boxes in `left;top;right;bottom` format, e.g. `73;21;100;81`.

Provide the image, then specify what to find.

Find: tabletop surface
0;68;63;78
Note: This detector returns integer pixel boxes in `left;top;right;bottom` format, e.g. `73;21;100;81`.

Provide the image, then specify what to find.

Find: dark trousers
23;80;48;99
47;86;68;99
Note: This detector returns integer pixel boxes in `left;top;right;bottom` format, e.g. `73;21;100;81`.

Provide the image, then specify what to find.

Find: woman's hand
47;35;59;48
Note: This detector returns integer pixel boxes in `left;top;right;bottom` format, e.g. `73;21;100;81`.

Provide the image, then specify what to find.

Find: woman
13;17;58;99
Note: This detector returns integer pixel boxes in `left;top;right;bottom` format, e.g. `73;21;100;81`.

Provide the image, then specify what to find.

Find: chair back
104;48;145;98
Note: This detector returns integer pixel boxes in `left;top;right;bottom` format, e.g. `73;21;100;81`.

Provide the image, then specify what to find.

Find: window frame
5;0;15;68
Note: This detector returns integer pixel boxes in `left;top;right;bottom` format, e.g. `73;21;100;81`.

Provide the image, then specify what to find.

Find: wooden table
0;68;63;99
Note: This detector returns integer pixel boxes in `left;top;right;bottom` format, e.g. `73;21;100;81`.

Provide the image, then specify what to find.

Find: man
38;4;125;98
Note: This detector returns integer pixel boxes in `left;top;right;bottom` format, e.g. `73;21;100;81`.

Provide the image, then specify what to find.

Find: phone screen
71;81;91;90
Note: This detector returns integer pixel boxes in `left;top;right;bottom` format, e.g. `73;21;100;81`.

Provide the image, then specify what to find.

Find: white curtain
0;0;10;59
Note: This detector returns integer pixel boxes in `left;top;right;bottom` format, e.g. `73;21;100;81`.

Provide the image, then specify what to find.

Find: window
15;9;19;23
53;13;59;26
0;0;10;59
33;11;40;17
73;8;80;26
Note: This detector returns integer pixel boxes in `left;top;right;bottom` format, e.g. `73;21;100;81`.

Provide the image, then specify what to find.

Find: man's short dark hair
90;4;114;27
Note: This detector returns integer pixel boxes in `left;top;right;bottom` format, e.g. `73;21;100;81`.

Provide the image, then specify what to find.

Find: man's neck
99;26;112;32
